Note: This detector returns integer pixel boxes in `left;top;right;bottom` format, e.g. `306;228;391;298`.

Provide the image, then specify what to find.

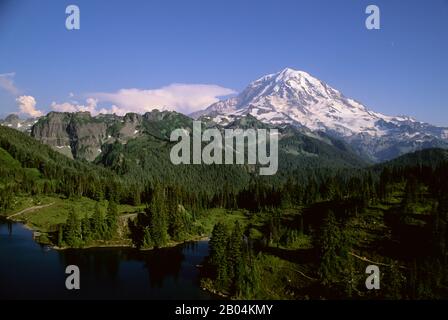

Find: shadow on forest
260;246;317;265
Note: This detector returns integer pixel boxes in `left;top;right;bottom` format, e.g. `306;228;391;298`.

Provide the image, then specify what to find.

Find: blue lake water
0;219;212;300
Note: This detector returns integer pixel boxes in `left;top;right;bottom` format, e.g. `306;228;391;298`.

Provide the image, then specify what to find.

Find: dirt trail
349;252;407;269
7;203;55;219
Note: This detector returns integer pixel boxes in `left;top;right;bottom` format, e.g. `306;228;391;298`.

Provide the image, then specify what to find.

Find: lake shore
2;207;210;251
50;235;210;251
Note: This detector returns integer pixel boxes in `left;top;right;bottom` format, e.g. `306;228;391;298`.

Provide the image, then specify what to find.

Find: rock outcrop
32;112;107;161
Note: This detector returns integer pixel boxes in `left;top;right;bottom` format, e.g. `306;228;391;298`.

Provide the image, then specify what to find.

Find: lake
0;218;213;300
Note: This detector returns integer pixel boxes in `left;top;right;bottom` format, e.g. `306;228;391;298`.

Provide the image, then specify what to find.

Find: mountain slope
0;114;37;133
94;113;367;192
29;110;367;171
374;148;448;170
0;125;121;199
30;110;196;162
195;68;448;162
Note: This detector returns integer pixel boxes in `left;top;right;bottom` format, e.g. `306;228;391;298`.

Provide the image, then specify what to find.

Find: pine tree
148;185;168;247
106;200;119;239
227;221;244;294
143;226;153;248
235;249;261;299
317;210;350;286
81;214;91;243
168;189;186;241
91;202;104;239
209;222;230;291
169;206;186;242
57;224;64;247
64;207;82;247
0;186;13;212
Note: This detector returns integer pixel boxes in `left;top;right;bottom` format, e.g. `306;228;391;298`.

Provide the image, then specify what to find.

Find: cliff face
31;112;72;158
68;113;108;160
30;111;169;161
116;113;143;143
32;112;107;161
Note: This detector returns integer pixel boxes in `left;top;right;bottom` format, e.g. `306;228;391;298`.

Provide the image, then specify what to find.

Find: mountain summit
195;68;448;161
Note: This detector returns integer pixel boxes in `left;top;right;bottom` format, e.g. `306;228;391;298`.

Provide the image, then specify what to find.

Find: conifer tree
317;210;350;286
91;202;104;239
81;213;91;243
106;200;119;239
143;226;153;248
148;185;168;247
64;207;82;247
57;224;64;247
209;222;230;290
227;221;244;293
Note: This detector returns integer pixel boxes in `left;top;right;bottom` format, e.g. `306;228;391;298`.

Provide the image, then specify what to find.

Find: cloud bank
50;83;235;116
12;83;235;118
91;83;235;115
51;98;98;114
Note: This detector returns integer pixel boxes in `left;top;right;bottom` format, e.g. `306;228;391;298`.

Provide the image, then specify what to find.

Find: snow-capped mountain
194;68;448;162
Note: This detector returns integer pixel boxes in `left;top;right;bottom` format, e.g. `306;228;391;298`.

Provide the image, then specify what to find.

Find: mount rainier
193;68;448;162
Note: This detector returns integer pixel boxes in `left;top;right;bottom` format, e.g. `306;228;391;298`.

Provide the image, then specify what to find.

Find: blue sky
0;0;447;125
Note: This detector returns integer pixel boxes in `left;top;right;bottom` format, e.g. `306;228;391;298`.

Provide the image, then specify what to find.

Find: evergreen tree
106;200;119;239
143;226;153;247
57;224;64;247
148;185;168;247
81;214;91;243
91;201;104;239
209;222;230;291
0;187;13;212
168;192;186;241
317;210;350;286
64;207;82;247
227;221;244;294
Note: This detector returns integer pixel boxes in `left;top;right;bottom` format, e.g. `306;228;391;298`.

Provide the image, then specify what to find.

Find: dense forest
199;151;448;299
1;125;448;299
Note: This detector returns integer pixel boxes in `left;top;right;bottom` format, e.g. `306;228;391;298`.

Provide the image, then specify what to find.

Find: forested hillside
201;150;448;299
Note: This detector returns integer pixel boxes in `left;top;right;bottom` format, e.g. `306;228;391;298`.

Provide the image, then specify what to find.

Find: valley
1;135;448;298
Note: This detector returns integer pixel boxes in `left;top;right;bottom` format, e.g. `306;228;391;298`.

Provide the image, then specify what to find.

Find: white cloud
50;101;78;113
16;95;43;117
90;83;236;115
0;72;19;95
51;98;98;114
35;83;236;118
96;105;130;116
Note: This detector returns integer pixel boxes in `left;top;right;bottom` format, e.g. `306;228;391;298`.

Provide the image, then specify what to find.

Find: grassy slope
0;147;21;169
8;196;144;232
